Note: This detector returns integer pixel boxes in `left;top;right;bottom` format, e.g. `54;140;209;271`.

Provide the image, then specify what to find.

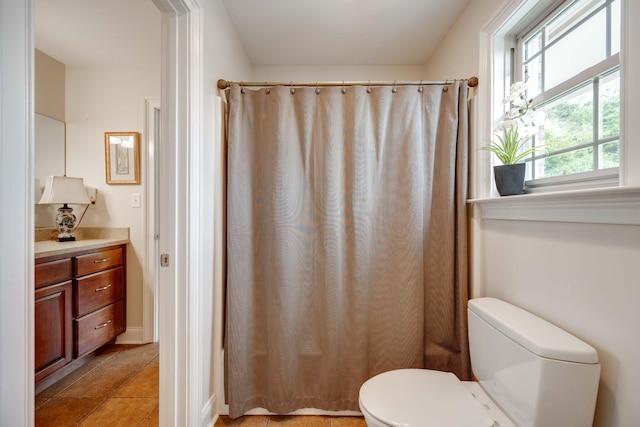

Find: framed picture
105;132;140;185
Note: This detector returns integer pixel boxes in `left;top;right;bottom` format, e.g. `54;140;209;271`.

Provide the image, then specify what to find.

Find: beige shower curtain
225;81;470;418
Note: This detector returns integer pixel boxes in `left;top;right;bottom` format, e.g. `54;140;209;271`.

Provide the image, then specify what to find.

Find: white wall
422;0;640;426
479;220;640;427
65;61;160;336
252;64;425;82
203;0;252;417
422;0;503;80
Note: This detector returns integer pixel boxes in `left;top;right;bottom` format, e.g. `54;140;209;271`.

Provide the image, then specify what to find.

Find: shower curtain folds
225;81;470;418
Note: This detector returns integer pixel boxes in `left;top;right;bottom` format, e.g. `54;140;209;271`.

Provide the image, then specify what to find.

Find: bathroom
2;0;640;426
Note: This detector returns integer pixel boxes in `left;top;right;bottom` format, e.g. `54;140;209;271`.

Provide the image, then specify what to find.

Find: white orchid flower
512;95;528;108
510;81;527;94
505;107;522;119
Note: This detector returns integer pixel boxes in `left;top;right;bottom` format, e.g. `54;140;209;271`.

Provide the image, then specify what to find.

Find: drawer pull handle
93;257;111;264
95;320;112;330
95;284;112;292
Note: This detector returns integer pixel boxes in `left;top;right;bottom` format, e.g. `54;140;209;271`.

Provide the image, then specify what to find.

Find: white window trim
468;185;640;225
470;0;640;225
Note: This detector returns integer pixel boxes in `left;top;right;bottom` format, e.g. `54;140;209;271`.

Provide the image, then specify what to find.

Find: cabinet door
35;281;72;384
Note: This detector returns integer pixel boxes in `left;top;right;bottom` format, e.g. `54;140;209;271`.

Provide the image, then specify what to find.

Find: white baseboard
244;408;362;416
202;394;218;427
115;327;147;344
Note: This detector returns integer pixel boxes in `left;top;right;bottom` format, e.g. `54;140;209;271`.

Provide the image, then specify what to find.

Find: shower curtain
225;81;470;418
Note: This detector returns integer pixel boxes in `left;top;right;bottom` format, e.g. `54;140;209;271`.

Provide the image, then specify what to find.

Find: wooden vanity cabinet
34;244;126;388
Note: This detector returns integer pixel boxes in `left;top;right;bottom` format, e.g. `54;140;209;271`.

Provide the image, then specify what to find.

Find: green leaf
479;127;543;164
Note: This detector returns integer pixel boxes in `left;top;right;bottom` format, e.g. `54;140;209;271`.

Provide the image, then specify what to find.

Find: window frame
513;0;622;190
471;0;639;204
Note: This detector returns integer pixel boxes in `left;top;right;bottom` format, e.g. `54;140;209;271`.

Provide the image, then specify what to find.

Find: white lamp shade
38;176;91;205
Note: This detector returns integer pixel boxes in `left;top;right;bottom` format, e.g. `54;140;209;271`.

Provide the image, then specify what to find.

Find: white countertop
35;238;130;259
35;227;130;259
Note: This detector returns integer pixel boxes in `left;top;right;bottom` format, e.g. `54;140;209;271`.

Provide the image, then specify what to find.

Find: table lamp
38;176;91;241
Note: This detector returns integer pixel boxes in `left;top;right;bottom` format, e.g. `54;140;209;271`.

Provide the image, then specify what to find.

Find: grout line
137;402;160;426
36;343;160;426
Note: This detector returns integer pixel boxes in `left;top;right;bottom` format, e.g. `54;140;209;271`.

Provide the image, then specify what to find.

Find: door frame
144;97;160;343
152;0;205;425
0;0;34;425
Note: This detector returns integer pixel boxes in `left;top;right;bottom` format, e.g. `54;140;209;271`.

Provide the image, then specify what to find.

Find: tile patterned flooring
35;343;367;427
35;343;160;426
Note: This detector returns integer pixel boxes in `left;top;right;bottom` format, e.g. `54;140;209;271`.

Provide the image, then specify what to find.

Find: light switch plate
160;254;169;267
131;193;141;208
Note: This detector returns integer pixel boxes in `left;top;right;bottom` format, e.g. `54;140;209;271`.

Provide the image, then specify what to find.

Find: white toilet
359;297;601;427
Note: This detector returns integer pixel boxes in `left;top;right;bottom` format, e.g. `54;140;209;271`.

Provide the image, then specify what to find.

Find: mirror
34;113;65;227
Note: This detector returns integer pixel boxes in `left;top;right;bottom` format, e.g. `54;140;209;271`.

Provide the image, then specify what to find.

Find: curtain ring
240;82;246;94
315;82;320;95
366;80;372;94
418;79;424;93
290;82;295;95
392;80;397;93
443;80;449;92
265;82;270;95
341;81;347;94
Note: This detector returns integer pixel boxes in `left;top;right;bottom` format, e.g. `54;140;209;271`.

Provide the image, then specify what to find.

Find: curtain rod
217;77;478;90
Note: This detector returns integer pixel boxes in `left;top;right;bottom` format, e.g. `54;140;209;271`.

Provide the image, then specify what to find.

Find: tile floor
35;343;367;427
35;342;160;426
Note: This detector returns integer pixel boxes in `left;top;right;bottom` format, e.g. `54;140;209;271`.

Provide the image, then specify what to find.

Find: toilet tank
468;298;600;427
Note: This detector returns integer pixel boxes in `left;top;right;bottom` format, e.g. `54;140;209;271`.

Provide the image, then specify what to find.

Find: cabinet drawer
75;267;124;317
74;300;124;357
35;258;72;289
75;247;123;276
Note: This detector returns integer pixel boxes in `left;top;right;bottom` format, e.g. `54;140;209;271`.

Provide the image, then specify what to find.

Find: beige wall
421;0;640;426
35;49;65;121
35;1;161;341
64;62;160;334
59;0;162;338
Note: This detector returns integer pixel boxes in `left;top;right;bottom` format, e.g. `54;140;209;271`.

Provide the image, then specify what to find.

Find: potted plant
480;81;543;196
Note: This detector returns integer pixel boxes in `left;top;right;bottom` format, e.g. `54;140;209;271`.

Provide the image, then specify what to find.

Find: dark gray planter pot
494;163;526;196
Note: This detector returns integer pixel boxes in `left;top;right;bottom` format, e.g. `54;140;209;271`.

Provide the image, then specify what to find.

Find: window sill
467;186;640;225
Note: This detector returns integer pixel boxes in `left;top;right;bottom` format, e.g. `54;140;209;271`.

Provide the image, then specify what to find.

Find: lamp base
55;204;77;242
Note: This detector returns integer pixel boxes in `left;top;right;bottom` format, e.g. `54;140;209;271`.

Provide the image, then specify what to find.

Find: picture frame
105;132;140;185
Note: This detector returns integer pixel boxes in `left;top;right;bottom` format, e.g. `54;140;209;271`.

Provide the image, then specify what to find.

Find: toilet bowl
358;297;601;427
359;368;512;427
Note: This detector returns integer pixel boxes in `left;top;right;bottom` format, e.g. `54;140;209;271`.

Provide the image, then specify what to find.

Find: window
515;0;621;189
473;0;640;216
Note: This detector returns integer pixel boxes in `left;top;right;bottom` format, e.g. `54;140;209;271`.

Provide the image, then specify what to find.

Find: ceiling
35;0;469;66
34;0;160;66
220;0;470;66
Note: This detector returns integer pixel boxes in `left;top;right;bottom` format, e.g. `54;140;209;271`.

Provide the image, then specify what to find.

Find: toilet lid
359;369;495;427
